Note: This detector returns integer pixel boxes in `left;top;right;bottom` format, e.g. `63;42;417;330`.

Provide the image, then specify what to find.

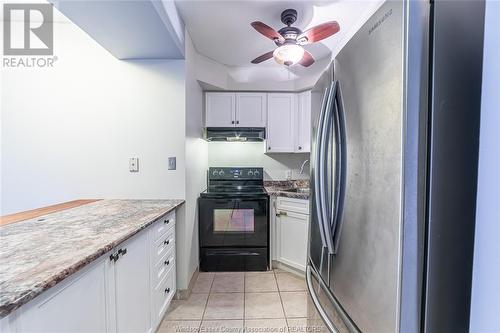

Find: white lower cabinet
273;197;310;271
108;231;151;333
150;211;176;327
14;259;108;333
1;210;177;333
152;266;175;325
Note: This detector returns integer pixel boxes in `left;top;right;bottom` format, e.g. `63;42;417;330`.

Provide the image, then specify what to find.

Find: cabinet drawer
152;226;175;264
153;270;175;324
153;248;175;288
153;211;175;241
276;196;310;215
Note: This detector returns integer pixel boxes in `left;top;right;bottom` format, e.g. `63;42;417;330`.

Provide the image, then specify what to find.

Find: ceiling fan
251;9;340;67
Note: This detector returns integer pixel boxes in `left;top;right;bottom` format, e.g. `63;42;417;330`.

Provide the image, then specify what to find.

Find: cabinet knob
268;147;271;150
298;146;302;150
231;121;235;124
164;287;171;294
110;253;120;262
118;248;127;256
164;219;170;224
164;259;170;266
164;239;170;245
236;120;239;124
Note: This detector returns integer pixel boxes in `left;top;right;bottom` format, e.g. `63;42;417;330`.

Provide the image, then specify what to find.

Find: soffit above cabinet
50;0;185;60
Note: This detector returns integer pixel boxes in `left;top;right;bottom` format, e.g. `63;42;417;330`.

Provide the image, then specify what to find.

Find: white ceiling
175;0;383;71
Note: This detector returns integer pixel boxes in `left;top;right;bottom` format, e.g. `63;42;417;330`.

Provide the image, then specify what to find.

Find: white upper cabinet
206;92;267;127
235;93;267;127
206;93;235;127
296;91;311;152
267;93;296;153
205;91;311;153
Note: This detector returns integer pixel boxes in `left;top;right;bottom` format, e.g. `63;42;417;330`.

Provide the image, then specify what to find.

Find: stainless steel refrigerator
307;1;485;332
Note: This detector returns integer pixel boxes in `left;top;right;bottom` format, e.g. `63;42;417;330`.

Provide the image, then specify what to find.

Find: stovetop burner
200;167;267;198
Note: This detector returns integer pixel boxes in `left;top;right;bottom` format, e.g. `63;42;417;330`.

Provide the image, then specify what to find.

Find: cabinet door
206;93;235;127
276;210;309;271
296;91;311;152
267;93;295;152
16;259;107;333
235;93;267;127
113;232;151;333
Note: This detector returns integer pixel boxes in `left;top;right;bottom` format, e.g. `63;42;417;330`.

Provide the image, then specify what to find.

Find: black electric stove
198;167;269;271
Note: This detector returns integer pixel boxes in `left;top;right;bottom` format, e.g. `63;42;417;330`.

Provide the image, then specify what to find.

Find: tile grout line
275;269;292;333
243;272;246;330
198;273;215;331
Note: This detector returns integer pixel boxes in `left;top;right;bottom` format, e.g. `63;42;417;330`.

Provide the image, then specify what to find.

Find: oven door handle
206;250;261;256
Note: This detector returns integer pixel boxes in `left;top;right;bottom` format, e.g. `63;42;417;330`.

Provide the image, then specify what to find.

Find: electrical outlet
168;157;176;170
129;158;139;172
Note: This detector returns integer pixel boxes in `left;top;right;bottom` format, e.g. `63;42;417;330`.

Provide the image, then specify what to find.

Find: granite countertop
264;180;310;200
0;199;184;318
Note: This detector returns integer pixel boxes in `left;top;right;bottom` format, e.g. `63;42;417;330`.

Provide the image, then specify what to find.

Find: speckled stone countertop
0;199;184;318
264;180;310;199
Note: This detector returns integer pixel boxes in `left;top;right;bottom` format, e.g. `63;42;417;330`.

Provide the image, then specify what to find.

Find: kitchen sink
282;188;310;194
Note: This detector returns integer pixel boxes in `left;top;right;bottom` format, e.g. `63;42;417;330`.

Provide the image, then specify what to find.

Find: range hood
204;127;266;142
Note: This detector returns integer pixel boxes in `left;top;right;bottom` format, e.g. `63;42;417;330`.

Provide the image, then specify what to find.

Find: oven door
199;196;268;248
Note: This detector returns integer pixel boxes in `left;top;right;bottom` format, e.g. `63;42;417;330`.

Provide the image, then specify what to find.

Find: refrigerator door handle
320;81;337;254
307;265;361;333
332;82;347;254
306;265;339;333
314;86;331;249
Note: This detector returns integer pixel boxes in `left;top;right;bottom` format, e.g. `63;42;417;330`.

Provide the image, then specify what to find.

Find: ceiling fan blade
299;50;315;67
251;50;275;64
297;21;340;44
251;21;285;43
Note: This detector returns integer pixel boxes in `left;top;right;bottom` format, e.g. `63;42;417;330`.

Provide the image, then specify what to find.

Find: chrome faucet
299;159;310;174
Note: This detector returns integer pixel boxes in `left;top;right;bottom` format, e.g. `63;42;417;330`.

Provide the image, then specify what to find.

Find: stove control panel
208;167;264;180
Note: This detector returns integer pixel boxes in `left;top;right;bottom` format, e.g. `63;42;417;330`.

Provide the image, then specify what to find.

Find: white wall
1;18;186;214
470;1;500;331
176;32;207;290
208;142;309;180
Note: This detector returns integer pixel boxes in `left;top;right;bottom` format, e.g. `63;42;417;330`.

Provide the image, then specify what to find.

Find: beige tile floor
158;269;326;333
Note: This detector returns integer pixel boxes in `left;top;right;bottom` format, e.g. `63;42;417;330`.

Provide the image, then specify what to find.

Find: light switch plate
129;158;139;172
168;157;176;170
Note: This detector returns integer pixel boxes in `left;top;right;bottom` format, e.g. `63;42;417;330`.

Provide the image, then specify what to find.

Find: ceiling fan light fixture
273;44;304;66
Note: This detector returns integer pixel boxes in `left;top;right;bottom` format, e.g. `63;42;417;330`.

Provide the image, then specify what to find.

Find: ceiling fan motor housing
276;26;302;46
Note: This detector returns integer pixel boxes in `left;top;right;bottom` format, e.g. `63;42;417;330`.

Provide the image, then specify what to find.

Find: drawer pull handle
276;211;288;217
164;287;171;294
164;239;170;245
164;259;170;266
164;219;170;224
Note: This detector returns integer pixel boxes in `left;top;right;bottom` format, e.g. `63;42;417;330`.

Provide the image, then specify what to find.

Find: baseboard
174;267;199;300
272;260;305;277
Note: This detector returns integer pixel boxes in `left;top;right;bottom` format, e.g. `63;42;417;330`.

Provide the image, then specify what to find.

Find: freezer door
328;2;405;332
